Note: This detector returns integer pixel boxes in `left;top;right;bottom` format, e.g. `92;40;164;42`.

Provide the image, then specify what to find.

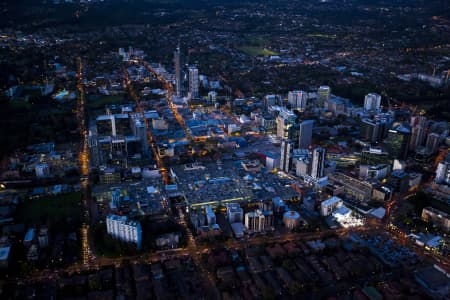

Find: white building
320;196;343;216
245;210;266;232
364;93;381;112
188;66;199;98
106;215;142;249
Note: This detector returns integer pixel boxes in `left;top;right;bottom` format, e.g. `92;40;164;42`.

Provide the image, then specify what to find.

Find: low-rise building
421;207;450;232
320;196;343;216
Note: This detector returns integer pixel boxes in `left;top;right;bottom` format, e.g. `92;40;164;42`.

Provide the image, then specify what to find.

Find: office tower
317;86;331;107
288;90;308;111
310;147;326;179
106;215;142;249
174;44;182;97
276;108;296;139
409;125;426;151
385;125;411;160
364;93;381;111
280;139;293;172
298;120;314;148
188;66;199;98
426;132;440;154
360;118;381;143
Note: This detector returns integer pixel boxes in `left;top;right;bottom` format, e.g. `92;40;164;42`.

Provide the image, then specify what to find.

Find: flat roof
322;196;342;207
0;247;10;260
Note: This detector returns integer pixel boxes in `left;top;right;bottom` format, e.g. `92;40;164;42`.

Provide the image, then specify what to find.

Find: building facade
106;215;142;249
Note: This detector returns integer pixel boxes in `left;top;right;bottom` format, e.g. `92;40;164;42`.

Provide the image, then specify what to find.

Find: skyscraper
409;125;425;151
364;93;381;112
280;139;293;172
298;120;314;148
317;86;331;107
276;108;296;139
360;118;381;143
426;132;440;154
310;147;326;179
385;125;411;160
174;44;182;97
188;66;199;98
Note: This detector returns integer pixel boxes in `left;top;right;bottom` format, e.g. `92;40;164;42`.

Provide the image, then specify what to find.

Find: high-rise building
317;86;331;107
245;210;268;232
425;132;440;154
288;90;308;111
364;93;381;112
385;125;411;160
276;108;296;139
188;66;199;98
298;120;314;148
174;44;182;97
311;147;326;179
360;118;385;143
106;215;142;249
133;119;149;156
280;139;293;172
409;125;426;151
